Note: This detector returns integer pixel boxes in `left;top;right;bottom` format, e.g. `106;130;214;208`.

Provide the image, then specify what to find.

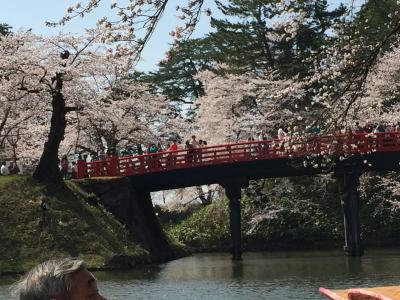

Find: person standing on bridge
258;130;269;155
98;146;107;160
185;140;194;163
197;139;204;162
167;140;178;166
354;121;364;134
191;135;199;162
277;126;286;140
191;135;199;148
147;143;158;169
277;126;287;156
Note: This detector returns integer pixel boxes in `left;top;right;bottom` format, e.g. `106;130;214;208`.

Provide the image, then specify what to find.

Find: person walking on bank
8;161;20;175
60;155;69;180
1;161;9;175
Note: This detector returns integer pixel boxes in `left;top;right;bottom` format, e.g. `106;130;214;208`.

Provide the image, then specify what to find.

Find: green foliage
154;202;202;226
144;38;215;117
243;177;343;248
167;173;400;252
167;177;344;251
0;176;147;273
208;0;346;76
0;23;11;36
144;0;347;122
354;0;399;46
167;199;230;250
209;0;278;73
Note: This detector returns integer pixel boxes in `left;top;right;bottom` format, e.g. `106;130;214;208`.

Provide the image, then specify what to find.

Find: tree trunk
33;73;66;184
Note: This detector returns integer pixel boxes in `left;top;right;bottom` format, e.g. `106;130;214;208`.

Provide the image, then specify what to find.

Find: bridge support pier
336;172;364;256
222;179;248;261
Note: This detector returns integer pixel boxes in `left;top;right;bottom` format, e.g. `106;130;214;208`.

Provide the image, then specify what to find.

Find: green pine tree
144;38;217;118
0;23;11;36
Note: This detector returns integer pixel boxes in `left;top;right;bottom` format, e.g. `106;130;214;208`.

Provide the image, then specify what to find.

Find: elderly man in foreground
13;258;107;300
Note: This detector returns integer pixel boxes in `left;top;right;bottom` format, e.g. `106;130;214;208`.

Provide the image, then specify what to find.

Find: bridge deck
77;132;400;182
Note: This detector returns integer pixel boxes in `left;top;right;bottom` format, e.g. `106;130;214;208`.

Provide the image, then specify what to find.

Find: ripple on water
2;250;400;300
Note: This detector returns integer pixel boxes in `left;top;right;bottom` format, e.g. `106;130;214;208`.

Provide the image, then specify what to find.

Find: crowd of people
143;135;208;156
352;121;400;134
0;161;21;176
58;122;400;178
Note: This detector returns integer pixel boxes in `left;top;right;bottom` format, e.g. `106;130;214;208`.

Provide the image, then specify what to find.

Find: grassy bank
0;176;148;274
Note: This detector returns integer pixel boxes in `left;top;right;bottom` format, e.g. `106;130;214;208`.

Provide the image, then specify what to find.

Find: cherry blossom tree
0;33;46;160
347;43;400;126
193;67;301;144
0;31;180;183
74;73;179;154
299;1;400;132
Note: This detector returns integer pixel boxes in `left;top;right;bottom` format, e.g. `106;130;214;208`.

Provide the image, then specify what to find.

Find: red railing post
77;159;85;179
96;161;102;177
347;131;353;155
108;155;118;176
227;145;232;160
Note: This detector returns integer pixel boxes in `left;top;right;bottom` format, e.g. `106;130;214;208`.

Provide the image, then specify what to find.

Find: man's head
13;258;106;300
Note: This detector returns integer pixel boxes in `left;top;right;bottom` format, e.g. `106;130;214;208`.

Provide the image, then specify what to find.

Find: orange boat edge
319;286;400;300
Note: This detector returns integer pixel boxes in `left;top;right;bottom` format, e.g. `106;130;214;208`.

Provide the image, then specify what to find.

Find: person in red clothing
168;140;178;165
168;140;178;152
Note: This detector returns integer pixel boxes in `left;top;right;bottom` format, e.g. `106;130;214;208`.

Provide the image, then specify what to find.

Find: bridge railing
76;132;400;179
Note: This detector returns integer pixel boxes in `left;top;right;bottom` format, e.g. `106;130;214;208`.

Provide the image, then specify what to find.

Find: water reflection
95;264;162;282
1;250;400;300
232;261;243;279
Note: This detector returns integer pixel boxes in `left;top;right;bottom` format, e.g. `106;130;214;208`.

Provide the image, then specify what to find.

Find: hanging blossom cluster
300;2;400;132
50;0;212;61
76;75;174;153
0;32;56;159
351;44;400;126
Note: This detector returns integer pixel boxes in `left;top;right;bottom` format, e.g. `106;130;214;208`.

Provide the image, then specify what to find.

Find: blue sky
0;0;217;71
0;0;361;71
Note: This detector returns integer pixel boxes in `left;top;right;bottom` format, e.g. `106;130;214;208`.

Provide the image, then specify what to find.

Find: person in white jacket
1;161;9;175
277;127;286;140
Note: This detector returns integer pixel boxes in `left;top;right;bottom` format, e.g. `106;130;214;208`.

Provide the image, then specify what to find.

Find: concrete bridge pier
335;172;364;256
221;178;249;261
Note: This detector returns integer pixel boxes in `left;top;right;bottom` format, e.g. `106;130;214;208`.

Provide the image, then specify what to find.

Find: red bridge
76;132;400;260
77;132;400;181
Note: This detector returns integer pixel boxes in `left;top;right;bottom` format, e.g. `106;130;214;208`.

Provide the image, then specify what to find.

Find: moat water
1;249;400;299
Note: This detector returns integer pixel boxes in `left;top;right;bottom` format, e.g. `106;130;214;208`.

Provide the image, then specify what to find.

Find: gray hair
12;258;86;300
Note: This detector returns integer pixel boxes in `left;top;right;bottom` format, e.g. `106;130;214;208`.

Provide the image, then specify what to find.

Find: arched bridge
76;132;400;260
